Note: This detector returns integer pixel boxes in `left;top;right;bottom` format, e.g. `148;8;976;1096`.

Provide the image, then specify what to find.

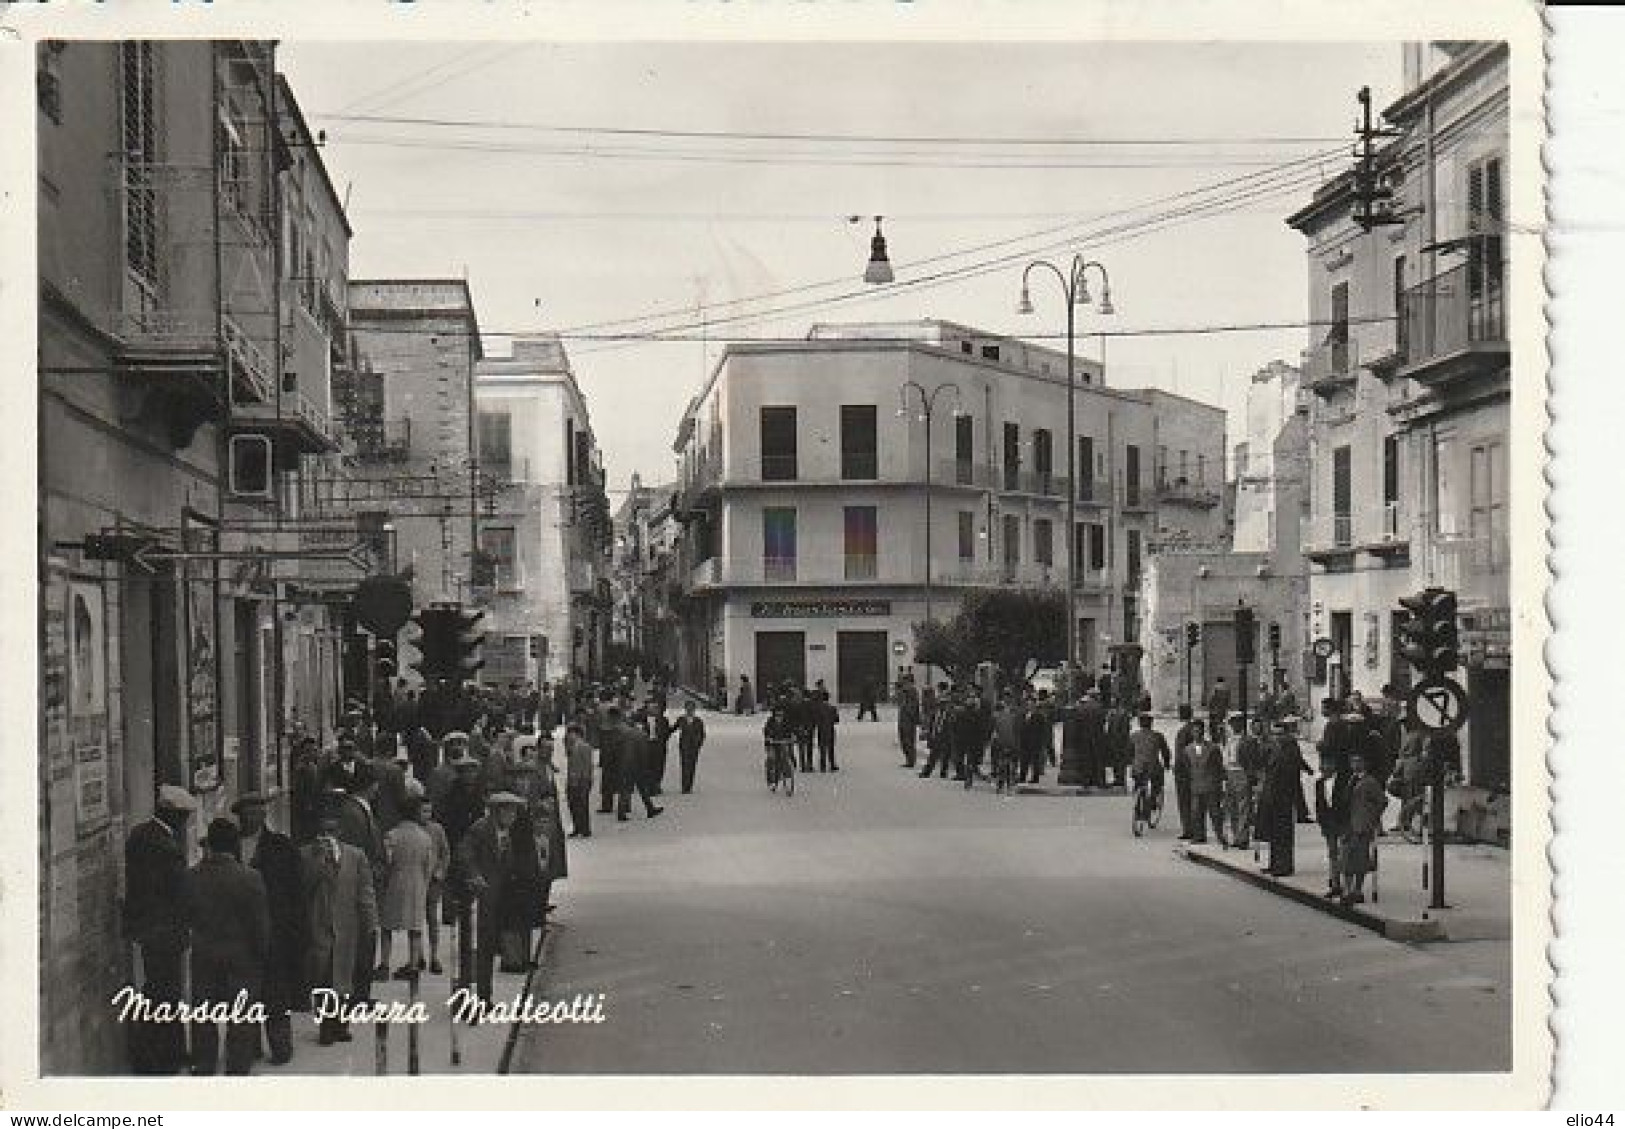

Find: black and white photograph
6;0;1557;1111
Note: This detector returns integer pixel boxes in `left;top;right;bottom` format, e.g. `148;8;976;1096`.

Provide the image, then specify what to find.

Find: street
512;708;1510;1075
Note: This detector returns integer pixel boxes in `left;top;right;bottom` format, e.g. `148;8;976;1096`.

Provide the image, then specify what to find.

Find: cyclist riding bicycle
1128;711;1172;806
762;704;796;783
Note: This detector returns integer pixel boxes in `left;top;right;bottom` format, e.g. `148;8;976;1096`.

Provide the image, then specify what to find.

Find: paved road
511;708;1510;1074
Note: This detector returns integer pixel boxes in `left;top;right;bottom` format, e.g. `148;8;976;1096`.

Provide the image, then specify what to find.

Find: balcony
685;557;721;593
1359;501;1410;556
1008;468;1069;499
1424;533;1509;611
1397;259;1508;385
760;454;799;482
1303;511;1356;560
1302;336;1359;398
1120;485;1152;514
935;458;999;489
349;417;412;463
763;555;798;582
1154;478;1221;508
1074;479;1108;507
232;379;340;461
844;553;879;581
840;451;879;480
677;456;721;516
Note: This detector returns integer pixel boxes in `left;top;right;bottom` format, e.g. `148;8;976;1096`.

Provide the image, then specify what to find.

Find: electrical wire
311;109;1350;149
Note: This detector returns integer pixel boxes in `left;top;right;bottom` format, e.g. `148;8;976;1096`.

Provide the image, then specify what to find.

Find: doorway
754;630;806;694
836;630;888;704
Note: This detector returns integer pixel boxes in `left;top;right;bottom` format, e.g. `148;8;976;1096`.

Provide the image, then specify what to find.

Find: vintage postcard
0;0;1552;1111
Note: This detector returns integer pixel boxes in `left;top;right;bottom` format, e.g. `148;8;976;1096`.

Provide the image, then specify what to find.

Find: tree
913;587;1066;685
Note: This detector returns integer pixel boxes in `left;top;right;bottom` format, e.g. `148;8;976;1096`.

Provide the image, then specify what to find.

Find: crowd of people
121;673;709;1076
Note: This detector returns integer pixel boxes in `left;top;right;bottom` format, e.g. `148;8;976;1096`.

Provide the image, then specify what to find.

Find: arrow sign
129;542;372;574
1406;676;1469;735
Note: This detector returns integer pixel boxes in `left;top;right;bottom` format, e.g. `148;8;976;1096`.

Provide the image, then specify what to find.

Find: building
1139;360;1311;715
611;474;681;679
474;336;613;684
36;41;354;1072
1287;41;1510;789
670;319;1225;703
337;279;483;629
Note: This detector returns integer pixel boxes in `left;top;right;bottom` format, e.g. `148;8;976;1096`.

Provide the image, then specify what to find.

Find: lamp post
898;381;962;636
1018;256;1114;694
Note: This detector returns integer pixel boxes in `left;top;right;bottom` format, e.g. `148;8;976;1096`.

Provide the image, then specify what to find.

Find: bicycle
1131;772;1165;837
765;738;796;797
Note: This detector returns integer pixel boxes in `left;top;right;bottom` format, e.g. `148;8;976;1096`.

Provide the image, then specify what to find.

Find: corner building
671;321;1224;703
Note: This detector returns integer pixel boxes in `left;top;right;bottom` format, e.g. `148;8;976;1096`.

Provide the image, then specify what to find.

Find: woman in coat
378;794;435;979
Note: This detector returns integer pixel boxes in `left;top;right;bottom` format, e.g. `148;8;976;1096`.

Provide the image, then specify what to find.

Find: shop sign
750;599;892;619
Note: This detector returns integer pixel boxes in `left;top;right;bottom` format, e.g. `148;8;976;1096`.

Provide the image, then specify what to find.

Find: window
981;344;1002;362
1329;280;1350;373
763;508;797;580
840;405;877;479
481;526;519;589
760;406;798;481
1002;422;1021;490
1126;529;1142;585
1034;518;1054;568
121;41;159;286
1393;254;1408;354
219;105;249;217
1179;449;1189;482
1078;437;1095;501
574;430;591;489
844;506;878;580
1001;514;1020;578
1125;444;1141;507
1469;438;1507;570
1123;596;1141;644
1467;155;1506;339
1196;454;1206;484
478;411;513;479
958;511;976;561
1088;523;1106;571
564;420;576;486
1072;521;1087;571
1383;433;1401;508
954;414;974;484
1332;444;1352;546
1033;429;1053;492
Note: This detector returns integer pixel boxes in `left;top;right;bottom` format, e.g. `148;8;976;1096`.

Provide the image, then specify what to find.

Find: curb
1179;846;1446;942
1013;784;1128;797
497;918;560;1075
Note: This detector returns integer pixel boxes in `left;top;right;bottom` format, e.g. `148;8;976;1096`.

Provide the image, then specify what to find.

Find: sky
278;41;1402;496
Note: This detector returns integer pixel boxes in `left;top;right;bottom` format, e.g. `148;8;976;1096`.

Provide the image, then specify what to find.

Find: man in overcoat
122;784;198;1073
300;800;378;1045
185;818;270;1075
233;792;306;1065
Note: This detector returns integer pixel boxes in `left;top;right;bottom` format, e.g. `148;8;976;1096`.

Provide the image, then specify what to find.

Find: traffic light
408;606;458;683
451;607;486;682
1185;622;1201;649
374;638;398;680
1397;587;1459;676
1234;607;1257;665
1268;622;1282;653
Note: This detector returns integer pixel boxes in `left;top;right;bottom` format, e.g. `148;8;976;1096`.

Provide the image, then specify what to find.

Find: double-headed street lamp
1017;255;1114;689
898;380;962;634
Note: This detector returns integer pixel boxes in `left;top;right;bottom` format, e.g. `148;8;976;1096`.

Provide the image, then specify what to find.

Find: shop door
755;631;806;695
836;631;888;703
1467;666;1511;790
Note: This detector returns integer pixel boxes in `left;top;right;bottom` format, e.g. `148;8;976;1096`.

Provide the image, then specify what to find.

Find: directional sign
1311;637;1336;659
1406;676;1469;735
128;541;371;574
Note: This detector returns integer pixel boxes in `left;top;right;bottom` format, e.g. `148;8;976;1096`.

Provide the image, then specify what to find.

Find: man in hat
123;784;197;1073
455;792;548;1003
185;818;269;1075
232;792;305;1065
617;708;664;821
300;797;378;1045
596;706;625;815
323;737;364;794
1255;720;1303;877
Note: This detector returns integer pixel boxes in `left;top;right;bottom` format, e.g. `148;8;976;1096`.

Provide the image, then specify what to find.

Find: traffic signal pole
1430;746;1448;909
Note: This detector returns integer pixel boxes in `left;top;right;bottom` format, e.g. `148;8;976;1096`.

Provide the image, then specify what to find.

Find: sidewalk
273;927;553;1076
1180;822;1510;943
